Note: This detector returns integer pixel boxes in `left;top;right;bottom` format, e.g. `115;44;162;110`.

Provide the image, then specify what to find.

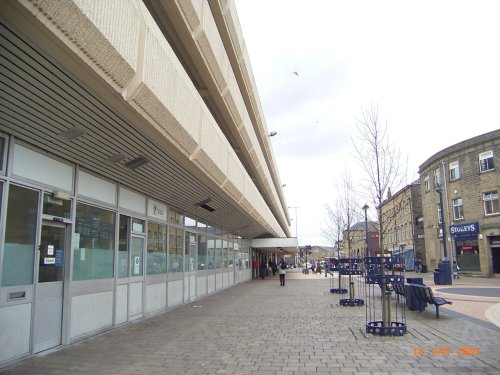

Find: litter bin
421;264;428;273
406;277;426;311
433;269;441;284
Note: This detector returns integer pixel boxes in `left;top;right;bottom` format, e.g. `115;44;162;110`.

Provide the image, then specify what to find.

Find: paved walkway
1;270;500;375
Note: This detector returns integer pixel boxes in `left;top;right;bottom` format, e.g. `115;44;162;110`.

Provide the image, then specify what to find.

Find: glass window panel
118;215;129;278
185;232;196;271
198;235;207;270
484;191;499;215
197;221;207;232
130;236;144;276
222;240;228;268
147;222;167;274
184;216;196;231
2;185;38;286
215;239;223;269
449;161;460;180
168;227;183;272
73;203;115;280
43;193;71;219
228;242;234;268
452;198;463;219
132;218;145;233
424;175;430;191
479;150;494;172
38;225;65;283
207;238;215;269
168;209;183;226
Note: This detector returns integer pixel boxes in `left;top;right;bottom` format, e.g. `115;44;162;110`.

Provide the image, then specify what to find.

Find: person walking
260;259;267;280
279;259;287;286
324;260;329;277
453;261;460;279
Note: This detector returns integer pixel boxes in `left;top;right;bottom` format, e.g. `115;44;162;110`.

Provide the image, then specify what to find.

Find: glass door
33;222;66;353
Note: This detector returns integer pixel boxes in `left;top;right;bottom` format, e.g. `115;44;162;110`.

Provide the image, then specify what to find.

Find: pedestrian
260;259;267;280
279;259;287;286
270;259;277;276
415;258;421;273
324;261;329;277
453;261;460;279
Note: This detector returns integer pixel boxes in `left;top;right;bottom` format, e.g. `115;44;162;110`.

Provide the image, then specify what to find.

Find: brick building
418;130;500;276
380;181;424;271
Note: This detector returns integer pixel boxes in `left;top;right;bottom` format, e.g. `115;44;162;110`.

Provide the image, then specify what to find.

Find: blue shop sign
449;222;479;236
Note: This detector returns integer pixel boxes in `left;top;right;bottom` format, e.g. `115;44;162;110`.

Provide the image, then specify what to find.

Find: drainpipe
441;161;455;264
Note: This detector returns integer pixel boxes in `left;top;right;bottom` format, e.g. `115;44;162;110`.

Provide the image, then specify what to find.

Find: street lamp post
436;184;452;285
288;206;299;266
362;204;369;258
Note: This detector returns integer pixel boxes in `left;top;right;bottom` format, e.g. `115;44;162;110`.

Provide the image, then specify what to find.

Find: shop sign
449;222;479;236
148;200;167;221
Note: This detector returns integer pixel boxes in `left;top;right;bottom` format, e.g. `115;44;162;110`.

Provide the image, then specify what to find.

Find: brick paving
1;270;499;375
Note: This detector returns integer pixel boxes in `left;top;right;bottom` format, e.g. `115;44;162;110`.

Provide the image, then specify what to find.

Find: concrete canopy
251;237;298;254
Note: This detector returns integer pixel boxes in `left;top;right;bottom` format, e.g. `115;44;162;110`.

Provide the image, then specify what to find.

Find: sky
233;0;500;246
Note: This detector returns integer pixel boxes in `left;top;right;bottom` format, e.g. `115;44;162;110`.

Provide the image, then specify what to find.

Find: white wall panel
13;144;73;191
207;274;215;294
0;303;31;363
129;282;143;317
71;291;113;339
78;171;117;205
119;187;146;215
197;275;207;297
167;280;183;307
115;284;128;325
146;283;166;314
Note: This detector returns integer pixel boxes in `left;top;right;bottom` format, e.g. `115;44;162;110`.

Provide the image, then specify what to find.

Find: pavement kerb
485;302;500;328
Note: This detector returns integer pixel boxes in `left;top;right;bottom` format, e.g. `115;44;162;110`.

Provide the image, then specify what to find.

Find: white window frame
484;191;499;215
424;174;430;192
452;198;463;220
449;161;460;181
434;168;441;187
479;150;494;172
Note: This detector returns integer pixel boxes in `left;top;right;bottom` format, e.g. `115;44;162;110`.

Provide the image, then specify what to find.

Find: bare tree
352;104;407;251
322;171;361;258
352;104;407;331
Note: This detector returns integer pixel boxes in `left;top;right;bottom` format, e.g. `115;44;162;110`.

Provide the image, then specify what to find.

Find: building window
185;232;196;272
168;208;183;226
168;227;183;272
479;150;494;172
118;215;129;278
424;174;430;192
73;203;115;280
1;185;39;286
449;161;460;180
434;168;441;187
484;191;499;215
452;198;464;220
198;235;207;270
147;222;167;274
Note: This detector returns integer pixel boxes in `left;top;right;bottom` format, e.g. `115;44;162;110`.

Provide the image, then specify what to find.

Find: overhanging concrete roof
251;238;298;254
